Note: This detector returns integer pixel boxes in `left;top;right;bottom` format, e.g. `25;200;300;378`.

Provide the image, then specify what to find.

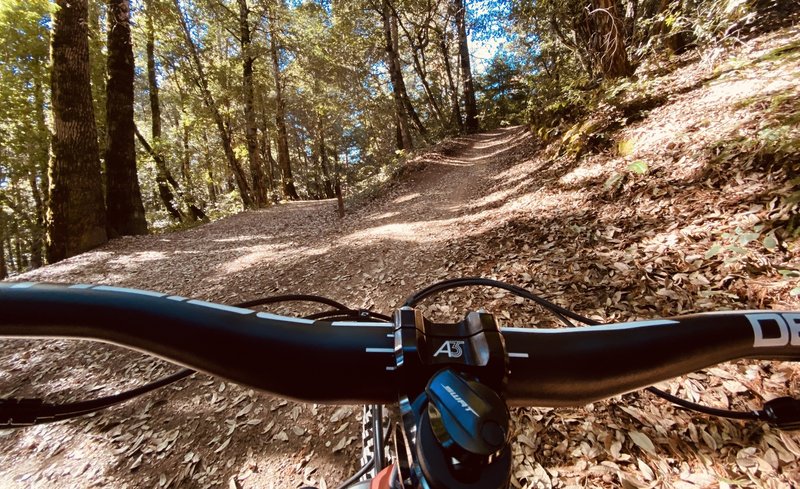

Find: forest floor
2;25;800;489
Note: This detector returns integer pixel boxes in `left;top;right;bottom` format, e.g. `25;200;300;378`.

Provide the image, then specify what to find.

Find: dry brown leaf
629;431;657;456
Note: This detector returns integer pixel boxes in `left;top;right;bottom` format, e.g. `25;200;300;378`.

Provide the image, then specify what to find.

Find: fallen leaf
629;431;656;455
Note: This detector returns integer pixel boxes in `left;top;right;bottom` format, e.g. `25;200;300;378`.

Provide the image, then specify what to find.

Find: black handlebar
502;312;800;406
1;282;799;407
0;283;397;404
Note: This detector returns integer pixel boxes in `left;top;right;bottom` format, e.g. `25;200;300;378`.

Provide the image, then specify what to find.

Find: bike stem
392;307;511;488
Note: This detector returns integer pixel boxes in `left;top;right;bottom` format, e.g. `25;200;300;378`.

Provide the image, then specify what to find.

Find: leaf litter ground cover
2;26;800;489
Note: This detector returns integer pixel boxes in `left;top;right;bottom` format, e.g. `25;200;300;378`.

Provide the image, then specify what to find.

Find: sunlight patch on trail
393;193;420;204
220;243;329;275
212;235;270;243
370;211;402;220
108;251;169;265
559;163;608;187
342;222;435;243
457;146;517;163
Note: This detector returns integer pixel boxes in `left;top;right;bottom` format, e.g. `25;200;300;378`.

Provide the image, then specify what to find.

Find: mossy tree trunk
105;0;148;237
46;0;108;263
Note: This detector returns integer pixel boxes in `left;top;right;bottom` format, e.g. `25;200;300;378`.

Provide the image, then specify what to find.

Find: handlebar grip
502;312;800;407
0;283;397;404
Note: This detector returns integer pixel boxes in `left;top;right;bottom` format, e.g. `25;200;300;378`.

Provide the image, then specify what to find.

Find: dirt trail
0;127;531;489
9;127;528;310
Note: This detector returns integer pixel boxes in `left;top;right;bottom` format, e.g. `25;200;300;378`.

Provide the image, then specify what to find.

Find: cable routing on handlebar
403;277;788;423
0;289;389;427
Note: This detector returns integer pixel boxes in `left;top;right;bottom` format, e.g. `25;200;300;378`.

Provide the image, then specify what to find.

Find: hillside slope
2;26;800;488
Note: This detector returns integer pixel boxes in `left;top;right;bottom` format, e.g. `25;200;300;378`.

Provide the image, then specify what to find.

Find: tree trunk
437;23;463;132
30;72;48;269
173;83;206;219
134;126;206;221
392;8;444;125
590;0;634;78
27;171;44;268
454;0;479;133
12;222;25;272
181;118;193;190
177;116;207;220
239;0;268;207
9;183;29;272
259;109;277;196
389;5;427;139
47;0;108;263
268;4;300;200
173;0;254;208
105;0;148;237
316;114;335;199
0;216;6;279
3;234;12;273
134;127;180;221
145;0;182;222
382;0;413;150
410;45;444;125
201;129;218;203
88;0;107;158
293;130;315;199
333;151;344;218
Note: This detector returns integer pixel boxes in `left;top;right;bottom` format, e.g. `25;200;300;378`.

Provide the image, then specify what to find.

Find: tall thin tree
47;0;107;263
105;0;148;236
238;0;269;207
173;0;254;208
145;0;182;221
453;0;478;133
436;6;463;131
0;215;6;279
381;0;413;149
268;3;299;200
29;68;48;268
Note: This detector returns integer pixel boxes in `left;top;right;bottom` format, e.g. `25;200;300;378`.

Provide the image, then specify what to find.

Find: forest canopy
0;0;793;276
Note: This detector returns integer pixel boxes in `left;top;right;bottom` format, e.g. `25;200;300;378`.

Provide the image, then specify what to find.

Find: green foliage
627;160;648;175
705;223;781;266
603;159;650;191
778;269;800;297
710;88;799;174
476;53;528;128
0;0;51;274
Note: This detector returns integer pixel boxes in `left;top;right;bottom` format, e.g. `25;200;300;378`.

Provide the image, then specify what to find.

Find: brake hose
1;369;194;427
406;277;776;423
